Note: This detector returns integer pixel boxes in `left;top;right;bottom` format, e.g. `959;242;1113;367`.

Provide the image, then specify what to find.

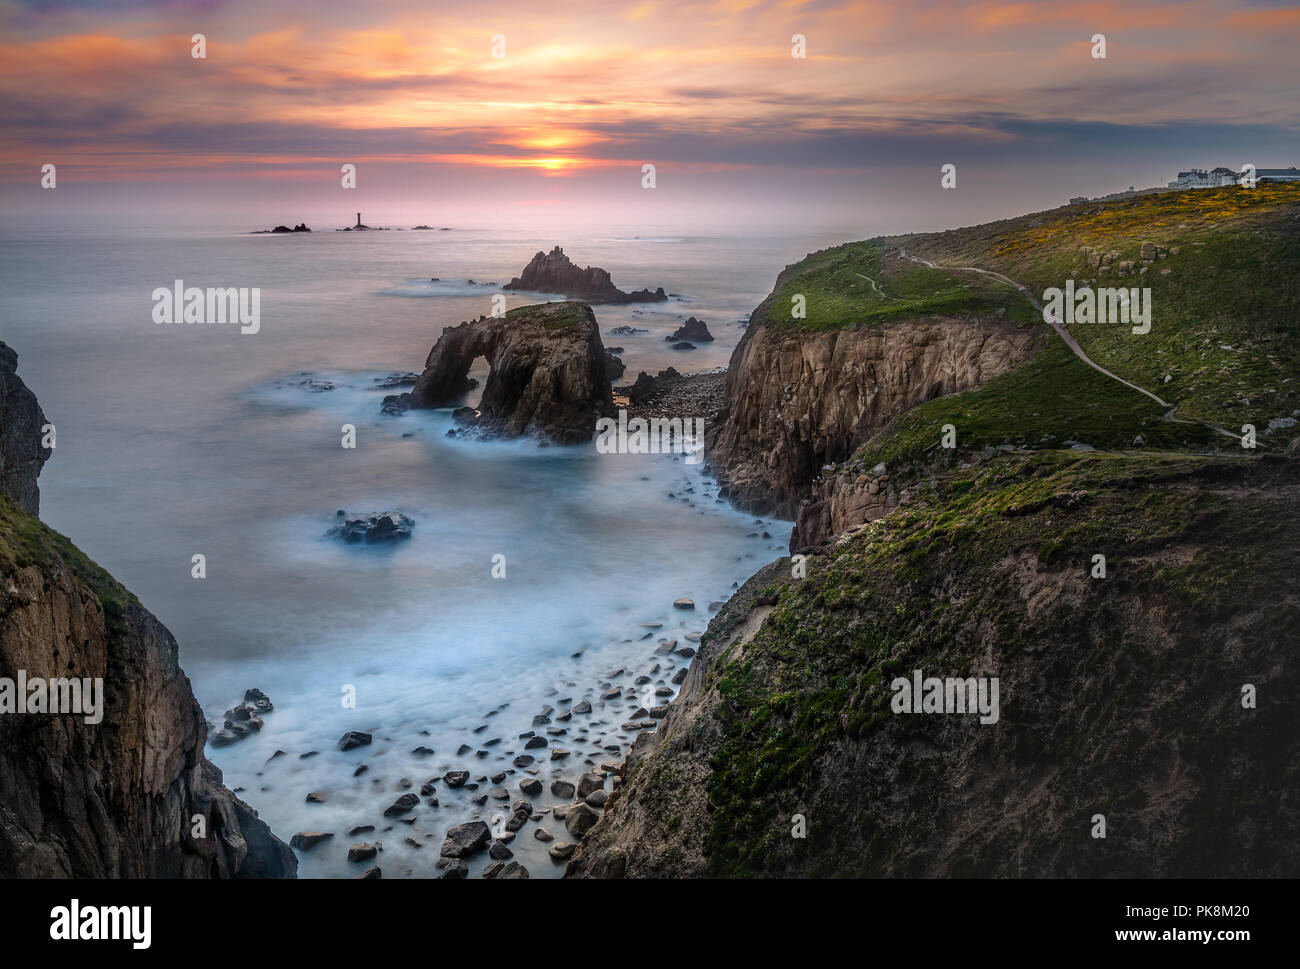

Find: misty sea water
0;221;842;876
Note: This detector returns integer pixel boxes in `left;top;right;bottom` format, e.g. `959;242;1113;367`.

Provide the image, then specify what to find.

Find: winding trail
895;248;1243;443
853;271;906;301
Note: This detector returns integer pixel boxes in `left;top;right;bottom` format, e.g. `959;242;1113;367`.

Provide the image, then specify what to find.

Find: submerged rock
327;511;414;543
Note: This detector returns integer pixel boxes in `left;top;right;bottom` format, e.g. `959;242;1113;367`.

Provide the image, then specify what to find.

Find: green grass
511;300;595;330
887;184;1300;438
781;185;1300;479
698;449;1300;876
0;493;139;637
753;240;1039;332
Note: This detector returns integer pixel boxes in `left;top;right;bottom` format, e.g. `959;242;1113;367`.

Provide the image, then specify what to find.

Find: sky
1;0;1297;234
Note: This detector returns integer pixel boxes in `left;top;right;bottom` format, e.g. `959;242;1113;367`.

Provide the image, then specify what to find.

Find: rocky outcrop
503;247;667;304
0;346;295;879
791;466;909;550
667;317;713;342
405;301;614;444
706;317;1036;517
0;343;52;516
0;509;298;878
568;454;1300;878
326;510;414;543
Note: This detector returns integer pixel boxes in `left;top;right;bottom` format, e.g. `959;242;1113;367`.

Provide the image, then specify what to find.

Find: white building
1168;167;1239;189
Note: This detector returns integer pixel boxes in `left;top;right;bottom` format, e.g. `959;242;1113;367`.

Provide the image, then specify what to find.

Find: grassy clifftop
783;185;1300;476
572;187;1300;880
573;449;1300;878
752;240;1039;332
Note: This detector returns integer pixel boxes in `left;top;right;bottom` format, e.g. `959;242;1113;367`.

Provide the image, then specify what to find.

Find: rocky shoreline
615;368;727;423
223;513;786;879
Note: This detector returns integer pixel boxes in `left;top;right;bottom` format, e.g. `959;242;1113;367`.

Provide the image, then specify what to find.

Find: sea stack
503;247;667;304
394;301;615;444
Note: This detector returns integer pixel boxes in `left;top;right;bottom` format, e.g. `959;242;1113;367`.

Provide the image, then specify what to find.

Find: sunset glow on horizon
2;0;1297;229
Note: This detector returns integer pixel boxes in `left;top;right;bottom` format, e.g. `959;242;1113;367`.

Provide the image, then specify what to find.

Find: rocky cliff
702;245;1034;517
0;344;52;516
405;301;614;444
568;451;1300;878
707;311;1036;518
568;186;1300;878
0;346;296;879
503;247;667;304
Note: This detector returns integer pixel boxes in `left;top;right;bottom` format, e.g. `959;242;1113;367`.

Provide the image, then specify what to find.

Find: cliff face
0;347;295;879
408;301;614;444
568;453;1300;878
706;316;1035;518
503;247;666;304
569;189;1300;879
0;343;52;516
790;468;908;550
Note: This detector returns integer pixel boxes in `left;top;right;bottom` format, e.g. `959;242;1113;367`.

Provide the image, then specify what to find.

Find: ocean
0;221;839;877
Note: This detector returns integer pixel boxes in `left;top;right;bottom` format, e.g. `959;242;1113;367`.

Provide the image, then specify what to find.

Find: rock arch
407;301;614;444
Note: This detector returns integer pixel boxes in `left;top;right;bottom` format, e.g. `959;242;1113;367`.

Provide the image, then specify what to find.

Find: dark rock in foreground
327;511;414;543
441;821;491;858
338;730;372;751
290;832;335;851
0;344;296;878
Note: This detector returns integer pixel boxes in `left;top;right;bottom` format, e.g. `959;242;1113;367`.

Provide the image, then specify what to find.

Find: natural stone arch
407;301;614;444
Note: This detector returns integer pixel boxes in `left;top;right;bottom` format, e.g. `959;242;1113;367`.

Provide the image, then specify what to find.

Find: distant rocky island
252;223;311;234
503;247;667;304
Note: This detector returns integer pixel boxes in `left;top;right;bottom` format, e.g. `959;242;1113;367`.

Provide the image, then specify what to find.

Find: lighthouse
355;212;362;228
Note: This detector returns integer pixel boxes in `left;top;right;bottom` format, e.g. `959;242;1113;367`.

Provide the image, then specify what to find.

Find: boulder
289;832;335;851
564;803;601;838
576;773;604;799
440;821;491;858
383;794;419;817
338;731;372;751
347;843;378;863
549;841;577;862
327;511;414;543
